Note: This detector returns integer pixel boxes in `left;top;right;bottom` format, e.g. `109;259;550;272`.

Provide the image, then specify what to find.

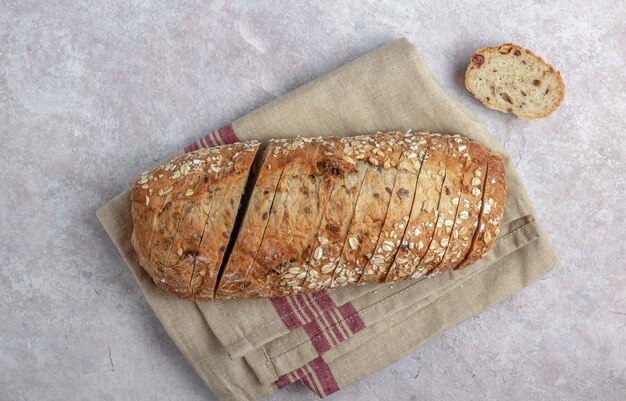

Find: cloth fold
97;38;558;400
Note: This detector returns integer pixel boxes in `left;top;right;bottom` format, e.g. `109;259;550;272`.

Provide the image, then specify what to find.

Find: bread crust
465;43;565;119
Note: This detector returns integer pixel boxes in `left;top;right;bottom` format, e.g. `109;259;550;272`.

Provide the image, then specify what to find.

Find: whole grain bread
298;138;366;293
465;43;564;119
456;152;506;269
130;131;506;300
271;137;344;296
420;135;468;276
438;139;488;269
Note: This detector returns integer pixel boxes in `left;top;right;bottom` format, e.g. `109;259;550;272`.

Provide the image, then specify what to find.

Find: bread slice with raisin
465;43;564;119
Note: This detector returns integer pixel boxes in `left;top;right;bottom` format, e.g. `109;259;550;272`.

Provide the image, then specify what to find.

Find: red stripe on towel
184;124;239;153
270;297;302;331
218;124;238;144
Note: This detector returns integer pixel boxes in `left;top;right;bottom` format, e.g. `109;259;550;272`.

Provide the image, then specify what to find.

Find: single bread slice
465;43;564;119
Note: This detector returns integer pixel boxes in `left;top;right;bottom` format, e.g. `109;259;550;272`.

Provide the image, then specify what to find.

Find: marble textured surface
1;1;624;400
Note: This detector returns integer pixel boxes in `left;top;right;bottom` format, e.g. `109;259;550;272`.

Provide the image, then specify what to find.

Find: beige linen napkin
97;38;558;400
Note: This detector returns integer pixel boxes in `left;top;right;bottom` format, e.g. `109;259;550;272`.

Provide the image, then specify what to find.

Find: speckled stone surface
1;1;624;400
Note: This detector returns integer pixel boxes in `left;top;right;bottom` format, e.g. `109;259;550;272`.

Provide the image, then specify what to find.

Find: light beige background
1;1;624;400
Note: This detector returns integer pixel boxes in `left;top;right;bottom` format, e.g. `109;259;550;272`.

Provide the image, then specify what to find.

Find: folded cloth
97;38;558;400
273;225;557;397
243;217;542;384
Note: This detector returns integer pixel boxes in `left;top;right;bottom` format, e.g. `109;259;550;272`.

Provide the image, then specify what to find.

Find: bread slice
465;43;564;119
456;153;506;270
358;132;429;284
131;142;259;300
437;140;488;269
214;140;291;299
385;134;448;281
330;132;405;288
